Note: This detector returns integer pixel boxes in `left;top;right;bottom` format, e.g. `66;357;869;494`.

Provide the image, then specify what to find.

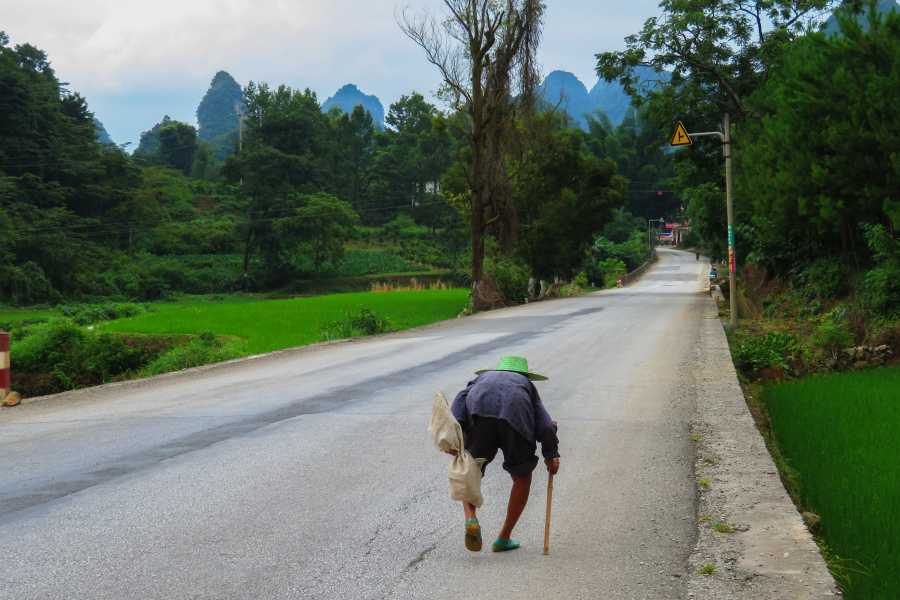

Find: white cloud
2;0;662;146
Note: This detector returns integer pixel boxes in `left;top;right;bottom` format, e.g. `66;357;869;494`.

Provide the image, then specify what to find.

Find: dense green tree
158;121;198;175
515;126;627;283
134;116;173;156
595;0;836;262
221;83;338;287
333;104;376;212
274;193;359;280
189;142;220;182
582;108;678;220
740;2;900;268
374;93;455;230
399;0;545;295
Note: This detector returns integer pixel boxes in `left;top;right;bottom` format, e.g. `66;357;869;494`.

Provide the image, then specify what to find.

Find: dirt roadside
686;303;841;598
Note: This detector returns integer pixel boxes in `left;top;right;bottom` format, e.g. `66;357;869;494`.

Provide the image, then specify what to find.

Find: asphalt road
0;249;709;600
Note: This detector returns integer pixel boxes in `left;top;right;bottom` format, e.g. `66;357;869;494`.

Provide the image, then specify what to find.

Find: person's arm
530;383;560;462
450;379;476;429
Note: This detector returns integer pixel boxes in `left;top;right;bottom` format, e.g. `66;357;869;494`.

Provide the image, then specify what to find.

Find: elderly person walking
448;356;560;552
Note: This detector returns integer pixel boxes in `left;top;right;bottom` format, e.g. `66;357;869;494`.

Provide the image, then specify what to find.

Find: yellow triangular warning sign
670;121;692;147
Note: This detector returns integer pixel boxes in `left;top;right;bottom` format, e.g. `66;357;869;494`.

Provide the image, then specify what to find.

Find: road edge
687;312;841;598
0;314;469;409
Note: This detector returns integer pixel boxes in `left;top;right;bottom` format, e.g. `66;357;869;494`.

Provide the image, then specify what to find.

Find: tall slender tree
398;0;544;300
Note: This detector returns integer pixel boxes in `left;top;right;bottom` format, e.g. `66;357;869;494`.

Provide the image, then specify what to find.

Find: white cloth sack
429;392;486;508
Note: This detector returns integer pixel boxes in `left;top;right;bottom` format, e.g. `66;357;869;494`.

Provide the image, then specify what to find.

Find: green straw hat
475;355;548;381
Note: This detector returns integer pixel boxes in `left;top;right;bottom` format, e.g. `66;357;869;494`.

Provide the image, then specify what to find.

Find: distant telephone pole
234;103;245;189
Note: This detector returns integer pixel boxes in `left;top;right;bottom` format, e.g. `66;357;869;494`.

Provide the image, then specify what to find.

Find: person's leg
494;418;539;546
462;415;499;524
461;416;500;552
497;472;532;540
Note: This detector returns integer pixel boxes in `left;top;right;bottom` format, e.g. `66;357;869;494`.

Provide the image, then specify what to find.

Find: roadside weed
697;564;717;575
712;522;734;533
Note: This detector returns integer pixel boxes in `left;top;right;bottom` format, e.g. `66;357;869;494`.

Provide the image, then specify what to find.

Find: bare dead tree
398;0;544;300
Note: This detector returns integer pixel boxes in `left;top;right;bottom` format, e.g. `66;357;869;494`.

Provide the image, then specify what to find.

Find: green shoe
491;537;520;552
465;518;482;552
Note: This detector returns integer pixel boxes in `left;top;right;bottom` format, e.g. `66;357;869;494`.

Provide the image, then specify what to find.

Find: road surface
0;249;709;599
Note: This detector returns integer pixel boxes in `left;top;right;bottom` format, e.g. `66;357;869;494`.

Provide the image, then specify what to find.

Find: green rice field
95;290;469;354
762;368;900;599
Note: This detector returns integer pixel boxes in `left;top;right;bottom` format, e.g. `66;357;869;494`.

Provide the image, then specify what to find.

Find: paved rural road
0;249;709;600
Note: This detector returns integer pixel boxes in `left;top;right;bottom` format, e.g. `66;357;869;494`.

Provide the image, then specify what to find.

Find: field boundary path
687;308;840;598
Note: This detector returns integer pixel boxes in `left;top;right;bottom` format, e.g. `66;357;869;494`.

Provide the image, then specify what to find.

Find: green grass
96;290;470;355
0;309;55;324
762;368;900;599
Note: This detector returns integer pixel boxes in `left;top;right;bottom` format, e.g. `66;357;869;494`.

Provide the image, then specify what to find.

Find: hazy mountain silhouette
823;0;899;34
539;71;594;129
539;70;631;129
322;84;385;127
540;69;668;130
93;118;114;144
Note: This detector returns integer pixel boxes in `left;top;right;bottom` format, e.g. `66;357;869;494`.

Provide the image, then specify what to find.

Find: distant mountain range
823;0;899;34
93;118;114;144
322;84;385;127
538;68;666;129
133;76;387;156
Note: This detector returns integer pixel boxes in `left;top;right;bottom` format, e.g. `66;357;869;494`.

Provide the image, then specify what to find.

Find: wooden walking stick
543;421;558;556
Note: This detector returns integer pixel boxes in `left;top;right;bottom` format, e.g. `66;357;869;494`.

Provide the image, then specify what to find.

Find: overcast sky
2;1;664;147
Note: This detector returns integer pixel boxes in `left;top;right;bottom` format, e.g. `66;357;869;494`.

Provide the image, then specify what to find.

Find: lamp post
648;218;665;258
669;116;738;328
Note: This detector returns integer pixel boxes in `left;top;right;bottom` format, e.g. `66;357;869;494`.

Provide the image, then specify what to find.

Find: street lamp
648;218;665;258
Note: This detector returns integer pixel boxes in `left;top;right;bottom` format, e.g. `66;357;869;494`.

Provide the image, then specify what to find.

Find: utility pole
234;103;245;189
724;114;737;329
669;118;739;328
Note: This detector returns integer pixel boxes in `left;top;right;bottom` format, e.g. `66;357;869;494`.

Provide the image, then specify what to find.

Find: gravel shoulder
687;303;841;598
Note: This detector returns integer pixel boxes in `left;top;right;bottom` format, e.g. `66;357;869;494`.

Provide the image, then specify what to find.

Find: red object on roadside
0;332;9;391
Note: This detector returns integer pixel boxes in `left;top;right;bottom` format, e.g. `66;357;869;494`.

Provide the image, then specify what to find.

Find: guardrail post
1;332;10;404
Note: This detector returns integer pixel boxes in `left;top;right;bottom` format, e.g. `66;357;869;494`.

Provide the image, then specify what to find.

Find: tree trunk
315;239;321;281
528;277;536;301
242;210;253;292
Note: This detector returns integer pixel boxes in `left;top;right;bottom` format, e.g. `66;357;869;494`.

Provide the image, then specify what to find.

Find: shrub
319;305;397;340
11;318;148;389
56;302;148;325
573;271;589;290
350;306;397;336
735;331;798;373
808;321;854;359
139;333;246;377
486;259;529;304
806;259;851;299
863;224;900;317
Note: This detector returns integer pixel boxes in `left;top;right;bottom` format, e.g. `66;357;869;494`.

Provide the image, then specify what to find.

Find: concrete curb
687;313;841;598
